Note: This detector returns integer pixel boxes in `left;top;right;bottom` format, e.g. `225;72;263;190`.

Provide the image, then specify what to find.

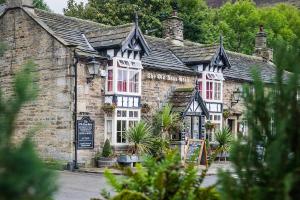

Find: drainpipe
73;50;79;169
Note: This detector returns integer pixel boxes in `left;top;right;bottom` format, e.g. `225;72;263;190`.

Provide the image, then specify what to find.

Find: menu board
184;139;207;166
77;116;94;149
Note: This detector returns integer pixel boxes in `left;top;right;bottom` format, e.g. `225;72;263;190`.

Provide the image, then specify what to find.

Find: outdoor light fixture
231;87;242;106
86;58;100;83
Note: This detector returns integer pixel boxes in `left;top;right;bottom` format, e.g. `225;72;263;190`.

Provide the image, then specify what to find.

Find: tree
0;44;57;199
33;0;50;11
218;41;300;200
0;0;50;11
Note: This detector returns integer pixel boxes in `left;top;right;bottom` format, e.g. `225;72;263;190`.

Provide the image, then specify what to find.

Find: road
55;171;218;200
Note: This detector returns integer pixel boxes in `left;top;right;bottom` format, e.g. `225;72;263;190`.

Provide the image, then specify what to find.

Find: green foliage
125;121;155;155
102;139;113;158
218;42;300;200
33;0;51;11
43;158;65;170
0;0;50;11
111;190;150;200
104;150;220;200
0;61;57;200
152;104;182;138
215;127;232;150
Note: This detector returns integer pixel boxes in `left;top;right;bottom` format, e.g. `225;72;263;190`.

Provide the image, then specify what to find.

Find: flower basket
205;121;216;130
101;103;116;114
141;103;151;113
223;109;231;119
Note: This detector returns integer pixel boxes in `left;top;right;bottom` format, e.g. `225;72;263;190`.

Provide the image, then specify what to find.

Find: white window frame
108;108;140;145
200;72;223;103
105;57;142;96
207;113;222;142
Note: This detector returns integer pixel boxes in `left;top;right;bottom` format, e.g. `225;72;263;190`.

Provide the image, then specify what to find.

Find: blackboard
184;139;207;166
77;116;94;149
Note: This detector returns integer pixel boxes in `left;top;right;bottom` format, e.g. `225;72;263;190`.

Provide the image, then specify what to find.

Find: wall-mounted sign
146;72;190;83
77;116;94;149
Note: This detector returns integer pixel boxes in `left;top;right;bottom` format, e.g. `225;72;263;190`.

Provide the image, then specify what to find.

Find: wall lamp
86;58;100;84
231;87;242;107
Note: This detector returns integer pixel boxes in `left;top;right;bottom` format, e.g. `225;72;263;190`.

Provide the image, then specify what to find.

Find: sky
44;0;88;14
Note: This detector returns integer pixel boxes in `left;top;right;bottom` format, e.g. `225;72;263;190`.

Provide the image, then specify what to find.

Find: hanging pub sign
184;139;207;167
77;116;94;149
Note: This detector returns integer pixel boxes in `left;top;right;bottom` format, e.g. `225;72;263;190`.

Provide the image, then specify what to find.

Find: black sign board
77;116;94;149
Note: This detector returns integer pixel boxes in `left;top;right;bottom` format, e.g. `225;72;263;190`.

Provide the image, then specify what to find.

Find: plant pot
97;157;117;168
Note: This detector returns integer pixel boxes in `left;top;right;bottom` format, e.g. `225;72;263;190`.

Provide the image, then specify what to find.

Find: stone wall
76;61;106;165
0;8;74;161
141;69;196;118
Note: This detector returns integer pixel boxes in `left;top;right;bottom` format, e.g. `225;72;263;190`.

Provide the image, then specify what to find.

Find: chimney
7;0;33;8
254;25;273;62
162;9;184;46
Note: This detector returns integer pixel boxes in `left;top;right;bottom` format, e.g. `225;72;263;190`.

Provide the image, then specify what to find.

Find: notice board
77;116;94;149
184;139;207;166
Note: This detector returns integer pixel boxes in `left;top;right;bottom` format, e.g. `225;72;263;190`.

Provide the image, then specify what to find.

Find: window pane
107;70;113;92
122;110;127;117
117;110;121;117
134;111;138;118
117;69;127;92
129;71;139;93
129;111;134;117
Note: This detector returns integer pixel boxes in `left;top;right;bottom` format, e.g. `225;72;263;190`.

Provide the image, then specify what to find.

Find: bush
102;139;113;158
103;150;220;200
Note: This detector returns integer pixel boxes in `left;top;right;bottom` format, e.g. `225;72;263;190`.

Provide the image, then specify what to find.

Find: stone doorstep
75;162;233;176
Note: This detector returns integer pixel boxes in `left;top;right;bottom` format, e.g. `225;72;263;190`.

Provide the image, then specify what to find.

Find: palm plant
125;121;154;155
215;127;233;161
159;104;182;139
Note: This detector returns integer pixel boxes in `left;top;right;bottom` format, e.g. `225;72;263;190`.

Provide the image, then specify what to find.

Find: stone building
0;0;284;166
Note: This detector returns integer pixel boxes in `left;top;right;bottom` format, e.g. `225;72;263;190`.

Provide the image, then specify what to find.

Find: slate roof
224;51;290;83
86;23;134;49
169;88;209;118
171;42;219;64
143;36;194;73
34;9;109;53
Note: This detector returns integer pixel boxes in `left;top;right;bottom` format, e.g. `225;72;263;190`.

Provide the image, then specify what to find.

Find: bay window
106;58;142;94
198;72;223;102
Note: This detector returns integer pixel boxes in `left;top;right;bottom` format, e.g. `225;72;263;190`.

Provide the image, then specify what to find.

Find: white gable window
198;72;223;102
106;58;142;95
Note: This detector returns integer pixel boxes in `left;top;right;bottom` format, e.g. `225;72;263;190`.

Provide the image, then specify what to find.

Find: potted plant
101;103;116;114
97;139;116;168
141;103;151;113
117;121;154;166
215;127;232;162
